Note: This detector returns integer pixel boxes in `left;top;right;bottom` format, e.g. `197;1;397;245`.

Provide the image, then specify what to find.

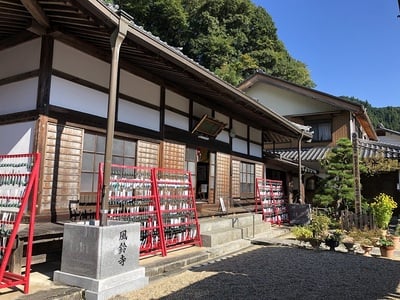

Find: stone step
199;212;265;232
201;227;243;247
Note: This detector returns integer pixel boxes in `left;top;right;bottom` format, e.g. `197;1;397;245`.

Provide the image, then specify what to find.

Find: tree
118;0;315;88
313;138;355;211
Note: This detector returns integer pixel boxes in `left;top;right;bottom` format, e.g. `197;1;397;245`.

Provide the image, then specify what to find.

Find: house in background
0;1;312;222
376;124;400;146
238;71;400;204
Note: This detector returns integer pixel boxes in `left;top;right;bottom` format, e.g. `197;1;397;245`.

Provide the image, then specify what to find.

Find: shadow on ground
160;246;400;300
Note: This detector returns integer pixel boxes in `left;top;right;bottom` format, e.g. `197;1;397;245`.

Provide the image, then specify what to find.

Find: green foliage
309;214;331;240
313;138;355;210
362;156;400;176
370;193;397;229
342;96;400;132
118;0;315;88
291;226;313;242
376;236;394;248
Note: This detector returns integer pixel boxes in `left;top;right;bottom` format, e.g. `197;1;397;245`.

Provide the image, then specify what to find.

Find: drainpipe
100;14;129;226
298;130;304;204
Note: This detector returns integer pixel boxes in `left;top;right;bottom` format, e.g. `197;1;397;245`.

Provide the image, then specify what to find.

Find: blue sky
253;0;400;108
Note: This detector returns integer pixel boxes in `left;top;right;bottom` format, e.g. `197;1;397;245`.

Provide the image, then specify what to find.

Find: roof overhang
238;72;378;141
0;0;312;142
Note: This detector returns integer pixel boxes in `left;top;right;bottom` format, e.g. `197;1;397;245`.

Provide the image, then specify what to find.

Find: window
309;121;332;142
81;132;136;192
240;162;255;197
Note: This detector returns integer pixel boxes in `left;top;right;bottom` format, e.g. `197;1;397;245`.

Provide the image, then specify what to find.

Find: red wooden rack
255;178;288;224
0;153;40;294
96;164;202;257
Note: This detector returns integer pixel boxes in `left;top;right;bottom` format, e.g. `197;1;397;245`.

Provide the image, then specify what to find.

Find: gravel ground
121;245;400;300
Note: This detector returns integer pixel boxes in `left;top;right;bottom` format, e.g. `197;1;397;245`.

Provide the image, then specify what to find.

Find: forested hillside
343;97;400;132
107;0;399;131
111;0;314;87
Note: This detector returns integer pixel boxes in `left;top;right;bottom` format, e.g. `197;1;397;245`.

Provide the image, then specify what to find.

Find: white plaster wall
0;121;35;154
120;69;160;107
249;127;262;143
53;41;110;88
232;138;247;154
50;76;108;117
216;130;230;143
118;99;160;132
0;78;38;114
165;109;189;131
249;142;262;158
215;112;229;126
193;102;211;118
165;89;189;113
245;83;336;115
0;39;40;80
232;120;247;138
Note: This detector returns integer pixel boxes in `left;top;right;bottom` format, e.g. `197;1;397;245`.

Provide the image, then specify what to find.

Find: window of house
240;162;255;196
309;121;332;142
81;132;136;192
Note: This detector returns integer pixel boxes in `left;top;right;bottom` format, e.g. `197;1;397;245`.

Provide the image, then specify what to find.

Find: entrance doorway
196;148;209;200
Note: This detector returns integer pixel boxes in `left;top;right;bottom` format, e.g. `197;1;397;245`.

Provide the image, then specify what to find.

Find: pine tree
313;138;355;211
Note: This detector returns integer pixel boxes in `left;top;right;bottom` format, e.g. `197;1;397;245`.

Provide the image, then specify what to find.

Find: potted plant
341;235;356;253
291;213;330;250
392;223;400;250
324;229;343;251
308;214;331;250
347;228;380;256
291;226;313;246
376;236;395;258
370;193;397;231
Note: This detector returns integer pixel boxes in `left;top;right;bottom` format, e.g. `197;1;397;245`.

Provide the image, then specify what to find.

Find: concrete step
199;217;234;232
201;227;243;247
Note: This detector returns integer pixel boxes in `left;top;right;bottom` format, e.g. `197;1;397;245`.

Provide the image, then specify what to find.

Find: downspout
298;130;304;204
100;14;129;226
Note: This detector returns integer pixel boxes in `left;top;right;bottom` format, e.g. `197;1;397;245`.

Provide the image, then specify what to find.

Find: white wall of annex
53;41;110;88
0;121;35;154
232;138;247;154
0;78;38;114
0;39;41;80
50;76;108;117
245;83;336;116
119;70;160;107
165;109;189;131
165;89;189;113
118;99;160;132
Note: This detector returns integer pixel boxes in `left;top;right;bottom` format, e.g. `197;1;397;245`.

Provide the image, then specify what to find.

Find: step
230;213;264;227
236;221;271;238
199;216;234;232
201;227;243;247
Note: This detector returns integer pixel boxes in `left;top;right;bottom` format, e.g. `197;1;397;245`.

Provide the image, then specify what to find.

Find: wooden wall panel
215;152;231;203
332;112;350;145
231;160;240;198
136;140;159;167
255;163;264;179
41;123;83;214
160;141;185;169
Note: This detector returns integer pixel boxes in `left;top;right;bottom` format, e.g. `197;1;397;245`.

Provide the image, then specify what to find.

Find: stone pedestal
54;221;148;300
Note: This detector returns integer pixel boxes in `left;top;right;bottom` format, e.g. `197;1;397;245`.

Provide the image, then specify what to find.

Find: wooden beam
21;0;50;28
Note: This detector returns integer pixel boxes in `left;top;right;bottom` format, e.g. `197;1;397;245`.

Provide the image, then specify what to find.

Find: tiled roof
267;139;400;162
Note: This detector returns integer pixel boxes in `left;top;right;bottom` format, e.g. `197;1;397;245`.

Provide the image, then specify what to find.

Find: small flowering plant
376;236;394;248
325;229;343;242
